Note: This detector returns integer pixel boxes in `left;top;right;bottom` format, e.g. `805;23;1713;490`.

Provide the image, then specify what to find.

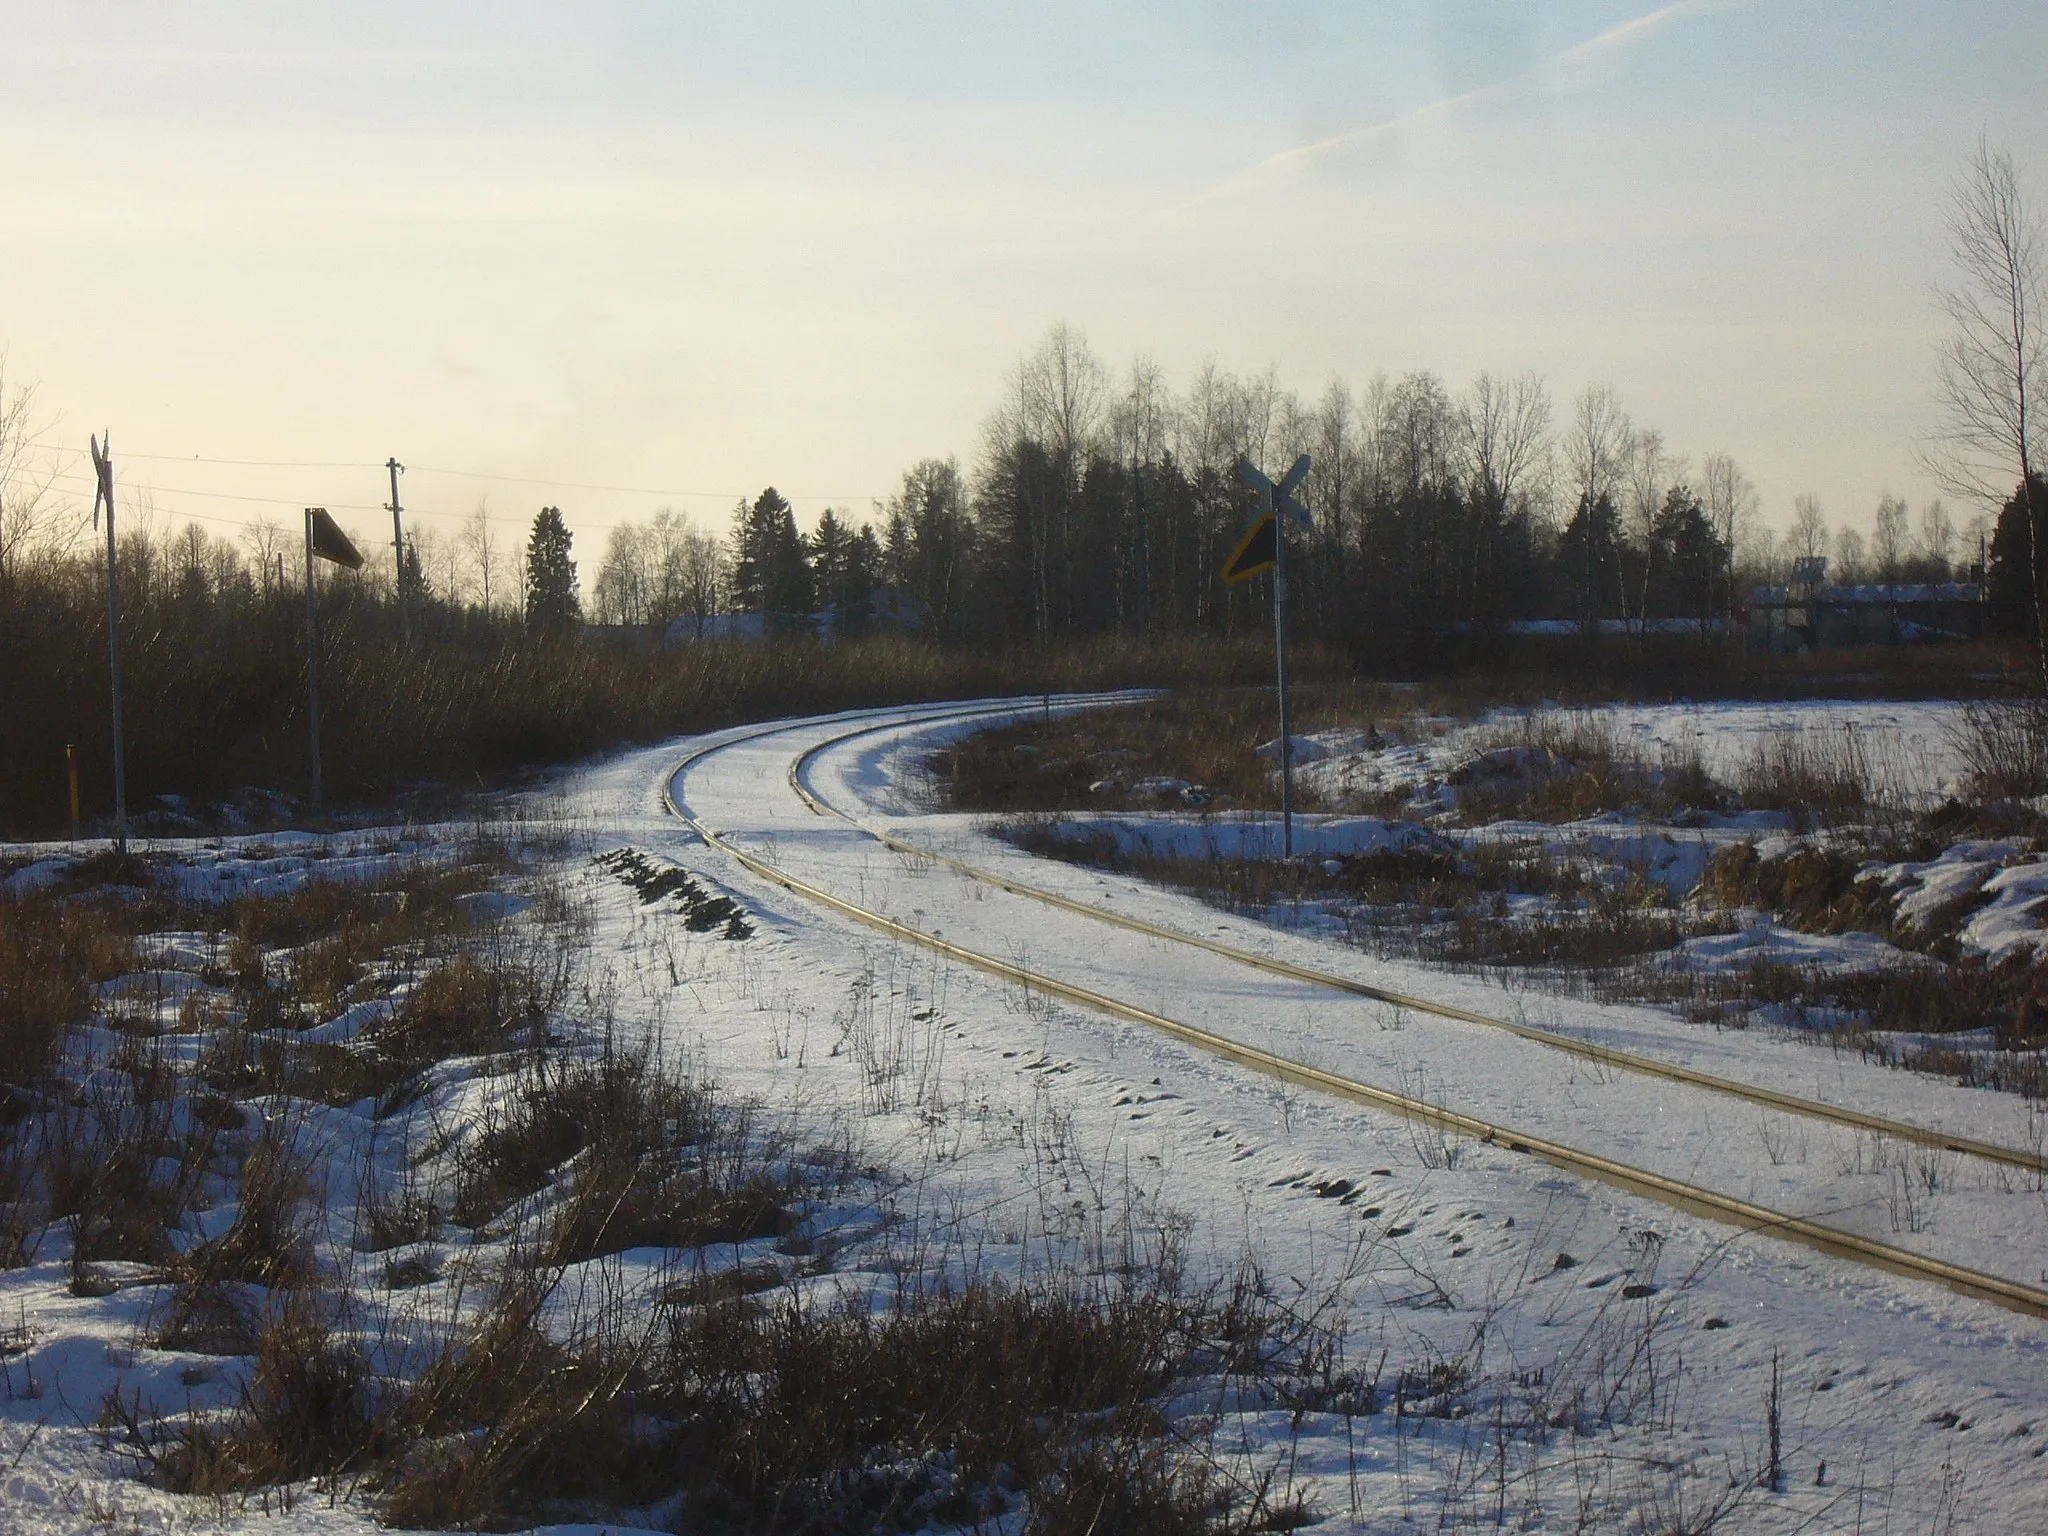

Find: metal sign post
89;435;128;855
1229;454;1312;860
303;506;365;816
305;508;324;815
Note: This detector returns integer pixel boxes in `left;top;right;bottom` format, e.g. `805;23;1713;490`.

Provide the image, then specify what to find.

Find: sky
4;1;2047;561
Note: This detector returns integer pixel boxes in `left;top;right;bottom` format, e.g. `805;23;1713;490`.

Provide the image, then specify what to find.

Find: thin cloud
1184;0;1759;207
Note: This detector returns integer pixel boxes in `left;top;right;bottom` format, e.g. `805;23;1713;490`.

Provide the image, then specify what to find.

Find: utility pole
89;434;128;855
386;457;408;641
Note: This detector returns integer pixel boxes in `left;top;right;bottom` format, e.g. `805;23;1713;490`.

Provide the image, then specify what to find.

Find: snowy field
1288;698;1978;811
2;698;2046;1534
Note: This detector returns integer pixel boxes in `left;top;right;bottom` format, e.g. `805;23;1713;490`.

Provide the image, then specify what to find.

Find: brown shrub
373;953;528;1070
154;1289;377;1493
0;893;135;1092
1948;697;2048;802
1694;843;1894;936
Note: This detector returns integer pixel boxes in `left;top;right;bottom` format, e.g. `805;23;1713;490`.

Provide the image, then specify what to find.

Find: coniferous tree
729;488;812;631
810;508;858;634
1648;485;1729;632
524;506;580;630
1988;476;2048;638
1559;492;1623;633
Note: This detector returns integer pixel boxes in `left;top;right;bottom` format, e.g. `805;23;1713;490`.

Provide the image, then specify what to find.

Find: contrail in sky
1183;0;1760;207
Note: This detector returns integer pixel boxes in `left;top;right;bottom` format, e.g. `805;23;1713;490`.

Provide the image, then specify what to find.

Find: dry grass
447;1037;803;1265
1948;696;2048;801
1;553;1292;837
1444;713;1728;826
1732;728;1873;826
0;893;141;1094
939;683;1417;814
1694;844;1898;939
16;846;1321;1533
1008;826;1713;974
148;1251;1311;1535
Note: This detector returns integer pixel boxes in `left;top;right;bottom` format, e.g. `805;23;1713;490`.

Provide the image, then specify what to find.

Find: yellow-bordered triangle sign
1219;510;1277;585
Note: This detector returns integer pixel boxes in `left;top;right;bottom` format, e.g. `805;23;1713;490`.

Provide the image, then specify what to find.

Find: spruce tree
525;506;580;630
729;488;813;631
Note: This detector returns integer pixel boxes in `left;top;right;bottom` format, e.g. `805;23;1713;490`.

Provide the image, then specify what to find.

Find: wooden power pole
386;457;408;641
89;434;128;855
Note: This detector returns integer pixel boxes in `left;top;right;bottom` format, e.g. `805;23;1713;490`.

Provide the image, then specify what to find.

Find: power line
47;468;386;515
42;468;737;537
44;447;898;545
122;452;386;470
405;464;881;502
109;449;885;502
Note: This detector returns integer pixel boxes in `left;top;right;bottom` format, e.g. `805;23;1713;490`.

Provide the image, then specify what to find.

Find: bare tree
460;498;500;613
1789;494;1829;568
1701;451;1759;611
1918;498;1957;574
1873;493;1910;584
1624;427;1677;623
675;524;725;636
592;521;654;626
1468;372;1551;516
1307;379;1359;605
1016;323;1106;635
1565;386;1632;622
1922;137;2045;678
0;358;69;596
240;515;288;596
1566;385;1630;515
1833;524;1867;584
1465;371;1550;624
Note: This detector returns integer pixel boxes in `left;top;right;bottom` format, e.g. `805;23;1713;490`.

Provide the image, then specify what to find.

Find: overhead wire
105;449;885;504
38;447;896;545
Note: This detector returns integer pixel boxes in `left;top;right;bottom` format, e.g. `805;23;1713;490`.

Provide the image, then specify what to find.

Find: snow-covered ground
1289;698;1977;811
5;698;2048;1534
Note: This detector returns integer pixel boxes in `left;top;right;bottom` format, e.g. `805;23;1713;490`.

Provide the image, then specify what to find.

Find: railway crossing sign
1219;454;1310;584
1218;510;1277;585
1223;453;1311;857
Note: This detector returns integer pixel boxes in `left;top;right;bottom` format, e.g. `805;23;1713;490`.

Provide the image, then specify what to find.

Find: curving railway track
666;698;2048;1320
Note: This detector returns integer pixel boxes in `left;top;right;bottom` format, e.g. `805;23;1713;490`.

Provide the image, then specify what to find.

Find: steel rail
662;714;2048;1320
784;713;2048;1180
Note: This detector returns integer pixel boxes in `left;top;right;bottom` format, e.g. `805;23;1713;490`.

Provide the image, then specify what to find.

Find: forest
583;327;1997;658
0;328;2030;836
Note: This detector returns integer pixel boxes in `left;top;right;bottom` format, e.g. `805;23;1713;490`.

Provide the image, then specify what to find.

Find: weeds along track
666;701;2048;1321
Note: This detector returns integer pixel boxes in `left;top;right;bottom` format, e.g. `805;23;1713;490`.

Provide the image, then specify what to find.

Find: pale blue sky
5;3;2046;551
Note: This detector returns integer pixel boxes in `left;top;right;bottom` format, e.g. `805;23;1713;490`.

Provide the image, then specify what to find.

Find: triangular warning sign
1219;511;1277;585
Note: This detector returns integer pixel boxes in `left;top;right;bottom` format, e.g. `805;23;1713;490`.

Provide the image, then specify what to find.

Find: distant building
1744;560;1982;652
663;612;770;646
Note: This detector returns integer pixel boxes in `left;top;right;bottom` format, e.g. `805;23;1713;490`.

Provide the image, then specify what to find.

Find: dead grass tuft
0;894;137;1094
1948;696;2048;802
1694;844;1896;938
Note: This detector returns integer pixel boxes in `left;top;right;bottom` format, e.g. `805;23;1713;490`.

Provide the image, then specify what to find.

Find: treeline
0;330;2027;832
583;327;1991;658
0;497;1292;833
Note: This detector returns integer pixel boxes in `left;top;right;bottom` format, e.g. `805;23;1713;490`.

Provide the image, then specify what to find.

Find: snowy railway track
666;703;2048;1321
785;712;2048;1181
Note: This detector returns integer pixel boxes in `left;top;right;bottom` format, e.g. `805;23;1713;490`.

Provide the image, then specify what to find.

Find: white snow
1291;698;1979;811
1663;916;1913;975
5;697;2047;1535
